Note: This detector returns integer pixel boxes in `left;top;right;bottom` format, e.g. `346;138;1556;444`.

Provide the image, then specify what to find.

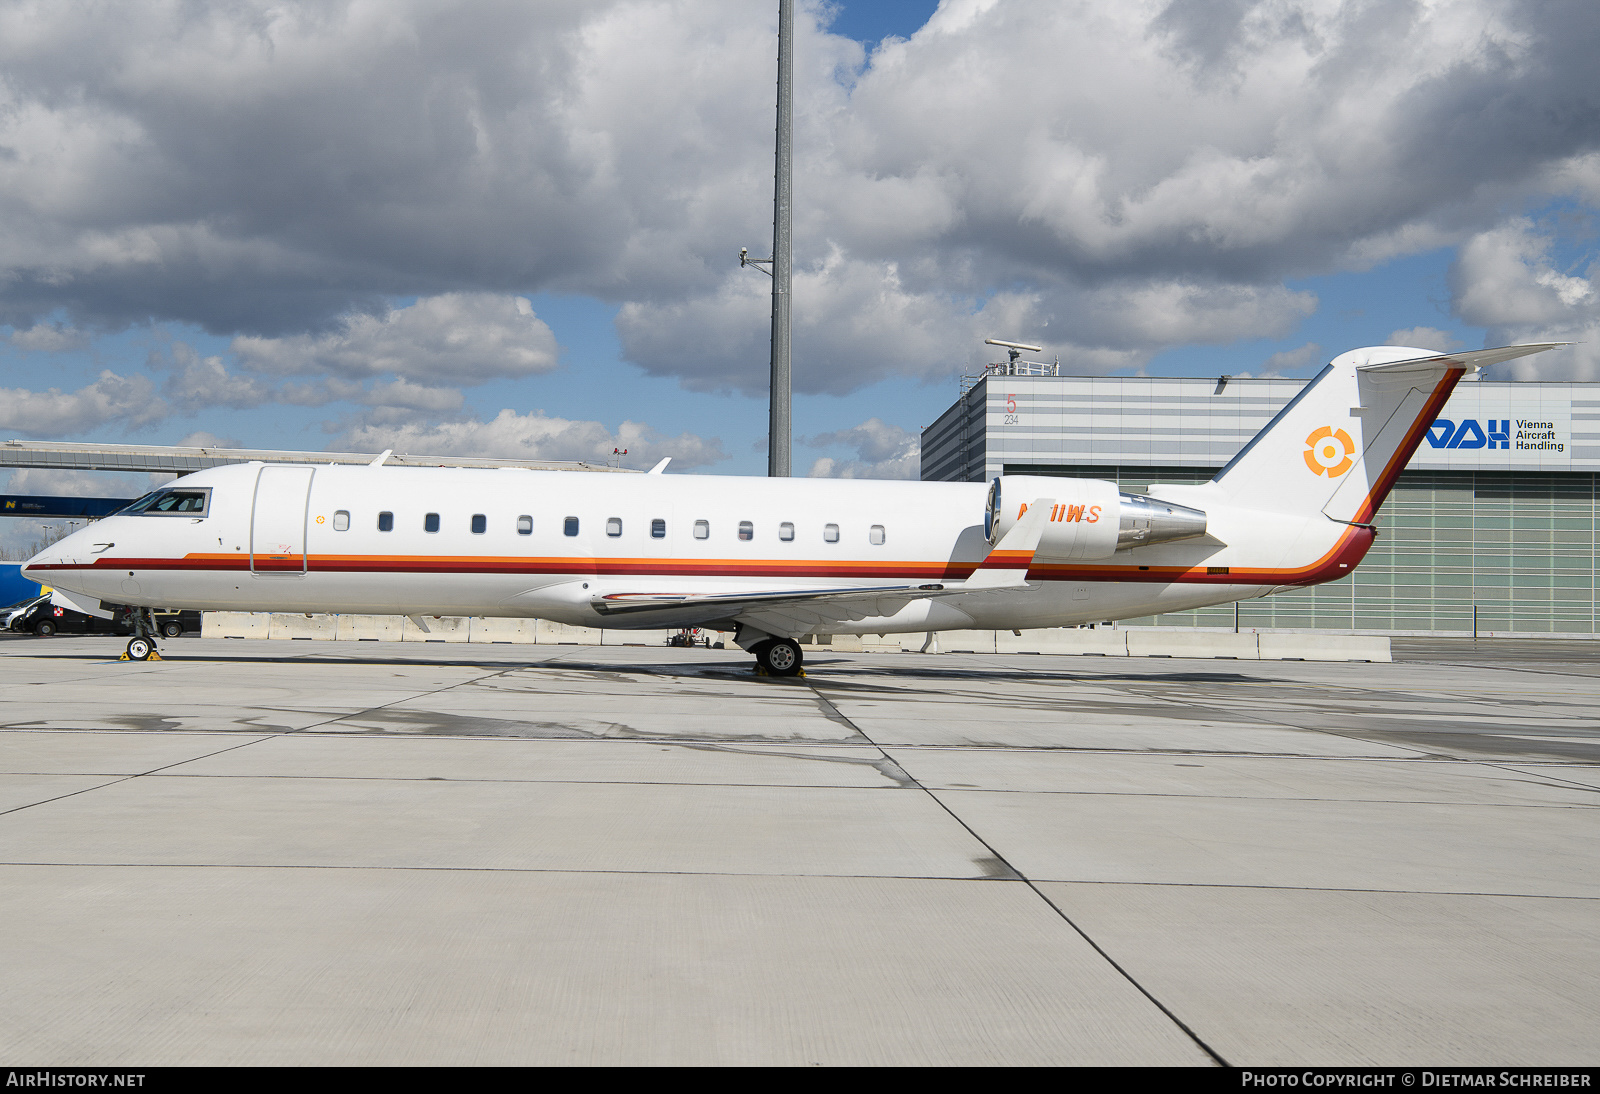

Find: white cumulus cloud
0;0;1594;397
805;417;920;479
1448;217;1600;380
9;323;89;352
336;408;727;471
1385;328;1462;353
0;371;167;436
1260;342;1322;375
232;294;559;383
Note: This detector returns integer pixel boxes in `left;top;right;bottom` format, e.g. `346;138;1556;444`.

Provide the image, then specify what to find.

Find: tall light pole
739;0;793;477
770;0;793;477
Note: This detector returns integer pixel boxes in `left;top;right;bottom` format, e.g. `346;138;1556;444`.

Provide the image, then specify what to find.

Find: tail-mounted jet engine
984;475;1208;560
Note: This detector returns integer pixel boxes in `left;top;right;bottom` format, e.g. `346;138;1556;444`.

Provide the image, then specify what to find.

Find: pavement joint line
52;770;1600;805
1395;658;1600;683
0;733;291;817
1479;761;1600;793
903;788;1600;806
61;773;930;790
0;775;143;818
1105;675;1446;760
774;744;1600;760
237;646;592;740
0;650;593;812
30;724;1589;759
803;675;1232;1069
0;860;1595;900
0;861;1046;881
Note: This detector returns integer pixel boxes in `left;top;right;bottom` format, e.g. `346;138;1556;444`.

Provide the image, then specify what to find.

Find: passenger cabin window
738;521;754;541
606;518;622;537
564;517;579;537
471;514;487;534
870;524;885;545
651;519;666;539
424;513;440;533
693;520;709;540
824;523;840;543
378;512;393;532
779;522;794;541
517;515;533;535
333;511;350;531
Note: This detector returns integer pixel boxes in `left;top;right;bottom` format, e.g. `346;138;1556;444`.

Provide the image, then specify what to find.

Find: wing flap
589;582;956;630
592;582;951;616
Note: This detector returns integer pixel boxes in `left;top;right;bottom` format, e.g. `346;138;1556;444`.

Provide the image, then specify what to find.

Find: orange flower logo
1303;426;1355;477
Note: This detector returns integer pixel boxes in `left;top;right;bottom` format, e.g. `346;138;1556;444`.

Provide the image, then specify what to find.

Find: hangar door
251;466;314;575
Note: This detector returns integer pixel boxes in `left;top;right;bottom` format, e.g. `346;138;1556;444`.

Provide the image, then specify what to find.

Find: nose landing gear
120;607;163;662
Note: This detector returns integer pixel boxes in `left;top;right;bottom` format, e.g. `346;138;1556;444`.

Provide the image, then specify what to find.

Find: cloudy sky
2;0;1599;537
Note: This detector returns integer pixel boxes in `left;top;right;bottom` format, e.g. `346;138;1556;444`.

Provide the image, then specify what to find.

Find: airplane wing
590;582;959;630
586;497;1057;634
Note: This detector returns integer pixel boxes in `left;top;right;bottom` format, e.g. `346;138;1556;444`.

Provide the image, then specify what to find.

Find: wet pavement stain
667;741;918;787
2;715;299;733
1347;729;1600;763
969;854;1022;880
322;709;611;738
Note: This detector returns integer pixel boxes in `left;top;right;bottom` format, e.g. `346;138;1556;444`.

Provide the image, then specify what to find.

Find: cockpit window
119;487;211;517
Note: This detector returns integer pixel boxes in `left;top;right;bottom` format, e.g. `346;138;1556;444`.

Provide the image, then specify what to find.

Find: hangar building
921;364;1600;637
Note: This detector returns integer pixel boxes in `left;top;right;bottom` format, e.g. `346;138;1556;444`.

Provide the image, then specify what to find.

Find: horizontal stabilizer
1215;342;1569;521
1357;343;1567;374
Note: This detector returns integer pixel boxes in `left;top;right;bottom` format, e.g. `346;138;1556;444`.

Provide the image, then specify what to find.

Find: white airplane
24;342;1560;672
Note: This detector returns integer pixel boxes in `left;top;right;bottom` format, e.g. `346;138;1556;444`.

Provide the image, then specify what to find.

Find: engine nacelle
984;475;1208;560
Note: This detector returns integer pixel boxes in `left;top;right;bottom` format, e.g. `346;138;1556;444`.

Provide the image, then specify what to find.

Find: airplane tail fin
1212;344;1563;523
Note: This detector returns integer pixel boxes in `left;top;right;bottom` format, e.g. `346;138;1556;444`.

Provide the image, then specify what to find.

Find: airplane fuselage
34;342;1561;656
26;462;1317;634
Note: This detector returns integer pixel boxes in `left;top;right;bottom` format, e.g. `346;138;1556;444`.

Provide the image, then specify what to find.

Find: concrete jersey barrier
200;612;1391;662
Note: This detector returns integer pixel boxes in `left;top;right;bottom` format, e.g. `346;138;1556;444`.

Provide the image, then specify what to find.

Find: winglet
648;457;672;475
369;449;393;467
964;498;1053;589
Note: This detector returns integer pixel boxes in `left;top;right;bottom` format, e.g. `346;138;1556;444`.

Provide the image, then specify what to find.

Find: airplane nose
21;526;92;584
20;548;62;583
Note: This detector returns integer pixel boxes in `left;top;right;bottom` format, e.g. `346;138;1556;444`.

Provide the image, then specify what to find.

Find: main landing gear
121;607;163;662
750;637;804;677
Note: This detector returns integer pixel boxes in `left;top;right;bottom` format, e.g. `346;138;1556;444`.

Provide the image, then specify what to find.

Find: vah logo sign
1427;419;1563;453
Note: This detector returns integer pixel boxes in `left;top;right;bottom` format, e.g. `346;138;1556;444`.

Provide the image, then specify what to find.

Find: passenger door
251;466;314;575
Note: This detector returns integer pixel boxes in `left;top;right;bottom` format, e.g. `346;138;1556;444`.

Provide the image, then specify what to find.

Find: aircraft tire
126;637;154;661
758;638;803;677
33;620;56;637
